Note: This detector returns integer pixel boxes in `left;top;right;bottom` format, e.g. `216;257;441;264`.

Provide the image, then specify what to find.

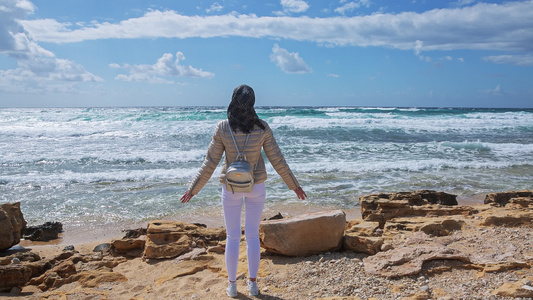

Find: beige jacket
188;119;300;195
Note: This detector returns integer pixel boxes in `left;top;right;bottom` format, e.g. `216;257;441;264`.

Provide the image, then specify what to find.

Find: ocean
1;107;532;235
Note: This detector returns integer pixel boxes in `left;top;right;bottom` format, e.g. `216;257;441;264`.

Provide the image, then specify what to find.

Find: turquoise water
1;107;532;229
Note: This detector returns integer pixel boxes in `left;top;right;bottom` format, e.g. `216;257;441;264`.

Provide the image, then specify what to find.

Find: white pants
222;183;266;282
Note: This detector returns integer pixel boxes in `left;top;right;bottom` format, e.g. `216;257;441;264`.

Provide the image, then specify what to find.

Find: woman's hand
180;191;194;203
294;187;307;200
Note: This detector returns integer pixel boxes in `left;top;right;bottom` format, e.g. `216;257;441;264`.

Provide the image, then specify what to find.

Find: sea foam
1;107;532;228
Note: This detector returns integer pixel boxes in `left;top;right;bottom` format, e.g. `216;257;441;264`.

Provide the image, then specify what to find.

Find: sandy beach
17;194;486;248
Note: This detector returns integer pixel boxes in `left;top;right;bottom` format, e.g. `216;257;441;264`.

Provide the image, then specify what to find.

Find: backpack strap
227;121;250;161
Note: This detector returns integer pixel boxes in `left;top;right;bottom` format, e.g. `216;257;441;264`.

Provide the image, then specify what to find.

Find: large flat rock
259;210;346;257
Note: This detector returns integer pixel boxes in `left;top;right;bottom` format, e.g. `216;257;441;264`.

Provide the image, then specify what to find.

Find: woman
180;84;307;297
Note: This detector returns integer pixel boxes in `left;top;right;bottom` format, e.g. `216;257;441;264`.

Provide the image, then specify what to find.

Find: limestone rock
207;242;225;254
484;190;533;207
343;235;384;255
111;227;147;257
0;202;26;251
0;251;41;266
29;259;78;290
343;220;384;255
259;210;346;256
111;236;146;258
0;265;32;292
144;222;192;260
359;190;476;227
72;270;128;288
143;220;225;260
26;250;128;291
25;260;52;279
507;197;533;209
492;278;533;298
345;220;381;237
481;261;530;273
363;245;470;278
122;227;146;238
156;255;218;286
477;208;533;227
380;241;394;252
174;247;207;263
415;190;458;205
79;257;127;272
23;221;63;241
384;216;466;237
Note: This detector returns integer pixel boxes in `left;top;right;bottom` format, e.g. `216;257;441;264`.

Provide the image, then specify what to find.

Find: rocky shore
1;190;532;299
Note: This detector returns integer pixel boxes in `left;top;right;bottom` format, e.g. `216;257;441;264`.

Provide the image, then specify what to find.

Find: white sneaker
226;281;237;298
247;280;259;296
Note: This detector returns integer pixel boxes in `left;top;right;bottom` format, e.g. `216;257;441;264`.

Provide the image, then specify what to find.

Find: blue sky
0;0;532;108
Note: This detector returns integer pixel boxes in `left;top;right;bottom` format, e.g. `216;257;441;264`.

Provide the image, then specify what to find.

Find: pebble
93;243;111;252
11;258;20;264
522;285;533;291
260;226;532;300
63;245;75;251
10;287;22;295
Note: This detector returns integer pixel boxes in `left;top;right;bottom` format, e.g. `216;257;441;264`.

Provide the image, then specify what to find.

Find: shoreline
16;193;487;251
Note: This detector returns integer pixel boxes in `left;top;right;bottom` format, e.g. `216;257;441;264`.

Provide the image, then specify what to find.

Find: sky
0;0;532;108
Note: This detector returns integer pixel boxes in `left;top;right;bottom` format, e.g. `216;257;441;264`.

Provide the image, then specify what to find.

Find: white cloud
270;44;312;74
483;54;533;66
414;40;423;56
0;0;102;94
280;0;309;13
20;1;533;57
13;0;34;11
483;84;504;96
414;40;432;62
112;52;215;83
334;0;371;15
1;0;34;52
206;2;223;14
454;0;476;6
419;55;432;62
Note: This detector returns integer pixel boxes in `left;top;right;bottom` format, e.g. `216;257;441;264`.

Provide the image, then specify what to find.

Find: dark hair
227;84;265;133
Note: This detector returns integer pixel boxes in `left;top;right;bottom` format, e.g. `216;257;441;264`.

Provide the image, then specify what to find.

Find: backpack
225;122;254;193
